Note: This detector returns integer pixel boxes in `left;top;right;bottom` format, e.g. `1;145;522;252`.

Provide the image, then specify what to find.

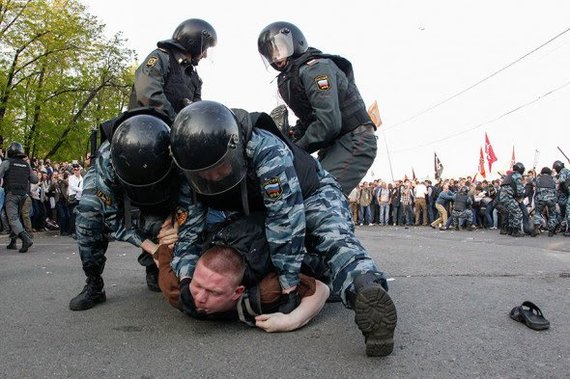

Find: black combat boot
69;276;106;311
146;264;161;292
7;237;17;250
511;228;524;237
548;229;555;237
18;231;33;253
530;226;540;237
346;273;397;357
499;225;508;235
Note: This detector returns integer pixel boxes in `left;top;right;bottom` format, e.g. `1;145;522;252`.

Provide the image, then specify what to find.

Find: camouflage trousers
304;175;386;307
75;170;164;277
557;194;569;231
497;192;522;229
533;199;558;231
451;209;472;228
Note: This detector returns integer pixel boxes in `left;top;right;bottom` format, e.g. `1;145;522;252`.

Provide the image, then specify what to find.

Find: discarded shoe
509;301;550;331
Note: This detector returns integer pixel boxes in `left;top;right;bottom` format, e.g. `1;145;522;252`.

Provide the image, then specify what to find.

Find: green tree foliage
0;0;135;161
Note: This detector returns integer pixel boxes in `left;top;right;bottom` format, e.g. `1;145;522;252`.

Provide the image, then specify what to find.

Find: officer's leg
304;180;396;357
6;193;33;252
69;176;108;311
546;201;558;236
564;196;570;236
318;127;377;197
509;199;524;237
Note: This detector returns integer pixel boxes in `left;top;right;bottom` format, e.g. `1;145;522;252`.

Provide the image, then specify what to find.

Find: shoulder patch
96;190;112;206
176;207;188;225
262;177;283;201
314;75;331;91
145;56;159;68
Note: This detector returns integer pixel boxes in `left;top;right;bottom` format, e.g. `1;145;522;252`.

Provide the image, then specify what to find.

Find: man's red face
189;261;244;314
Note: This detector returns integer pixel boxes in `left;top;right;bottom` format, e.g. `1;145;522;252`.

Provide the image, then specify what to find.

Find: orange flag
479;146;486;178
367;101;382;128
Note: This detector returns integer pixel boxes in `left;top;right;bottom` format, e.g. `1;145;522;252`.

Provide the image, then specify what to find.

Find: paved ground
0;227;568;378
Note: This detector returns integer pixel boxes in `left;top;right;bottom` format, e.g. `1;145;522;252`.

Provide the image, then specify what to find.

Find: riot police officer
69;109;182;311
257;22;377;196
531;167;558;237
0;142;37;252
553;160;570;236
497;162;525;237
169;101;397;356
129;18;217;120
451;186;476;230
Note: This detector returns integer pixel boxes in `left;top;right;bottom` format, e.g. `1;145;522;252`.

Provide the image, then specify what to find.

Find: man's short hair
199;245;246;287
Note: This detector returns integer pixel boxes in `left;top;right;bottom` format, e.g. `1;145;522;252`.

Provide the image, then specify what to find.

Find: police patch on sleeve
96;190;112;206
262;177;283;201
145;56;159;68
176;207;188;225
314;75;331;91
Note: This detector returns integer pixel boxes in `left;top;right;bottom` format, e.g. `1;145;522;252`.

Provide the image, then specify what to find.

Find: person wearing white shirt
67;164;83;238
413;181;428;226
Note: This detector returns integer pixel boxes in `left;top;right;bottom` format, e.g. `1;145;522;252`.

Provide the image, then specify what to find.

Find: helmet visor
259;31;295;67
176;145;246;196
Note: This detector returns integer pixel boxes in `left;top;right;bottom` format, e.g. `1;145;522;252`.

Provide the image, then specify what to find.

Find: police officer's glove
278;289;300;314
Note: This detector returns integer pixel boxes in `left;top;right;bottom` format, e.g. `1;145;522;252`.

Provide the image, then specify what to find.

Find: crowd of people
348;161;570;237
0;149;89;242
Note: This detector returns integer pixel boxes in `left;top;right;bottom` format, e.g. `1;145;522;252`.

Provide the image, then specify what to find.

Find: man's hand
158;217;179;248
255;313;292;333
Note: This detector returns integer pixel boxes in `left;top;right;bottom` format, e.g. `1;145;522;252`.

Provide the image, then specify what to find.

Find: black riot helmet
110;113;174;206
258;21;308;70
158;18;217;64
553;160;564;173
170;100;246;195
512;162;525;175
7;142;25;158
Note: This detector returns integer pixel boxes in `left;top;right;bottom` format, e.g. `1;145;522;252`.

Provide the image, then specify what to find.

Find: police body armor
197;112;321;213
128;49;202;115
500;173;518;195
453;193;469;211
161;49;202;112
536;174;555;190
278;47;373;138
4;158;31;195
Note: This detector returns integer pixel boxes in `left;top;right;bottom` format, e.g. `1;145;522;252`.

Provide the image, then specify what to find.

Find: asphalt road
0;226;568;378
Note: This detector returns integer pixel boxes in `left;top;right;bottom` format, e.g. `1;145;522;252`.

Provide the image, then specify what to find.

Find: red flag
509;146;515;170
484;132;498;172
479;146;486;178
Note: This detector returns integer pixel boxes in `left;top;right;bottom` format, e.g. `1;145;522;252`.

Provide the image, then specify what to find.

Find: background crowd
0;149;90;239
348;164;568;237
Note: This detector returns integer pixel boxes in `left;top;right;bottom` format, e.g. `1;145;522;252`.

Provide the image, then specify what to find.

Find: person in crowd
530;167;558;237
0;142;37;252
553;160;569;236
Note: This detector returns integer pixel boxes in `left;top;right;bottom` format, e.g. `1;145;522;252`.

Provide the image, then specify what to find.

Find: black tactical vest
453;193;469;211
197;112;321;213
535;174;555;189
277;47;373;136
163;50;202;113
500;173;517;192
4;158;31;195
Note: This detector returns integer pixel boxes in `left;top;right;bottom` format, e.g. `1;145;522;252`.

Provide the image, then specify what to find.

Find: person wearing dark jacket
129;19;217;120
258;21;376;196
0;142;37;252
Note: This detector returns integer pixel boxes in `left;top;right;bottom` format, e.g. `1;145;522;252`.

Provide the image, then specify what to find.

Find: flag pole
382;130;395;182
